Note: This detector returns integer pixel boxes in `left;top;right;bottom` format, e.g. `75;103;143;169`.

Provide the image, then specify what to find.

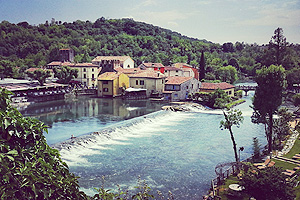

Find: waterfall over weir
51;110;177;165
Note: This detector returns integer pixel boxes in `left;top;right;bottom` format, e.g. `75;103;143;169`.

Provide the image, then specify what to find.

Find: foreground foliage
240;165;295;200
251;64;286;154
0;88;87;199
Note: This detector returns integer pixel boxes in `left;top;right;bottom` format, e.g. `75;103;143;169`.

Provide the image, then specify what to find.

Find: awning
125;87;147;92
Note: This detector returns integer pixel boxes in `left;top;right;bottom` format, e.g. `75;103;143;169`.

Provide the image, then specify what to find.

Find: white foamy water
60;111;192;166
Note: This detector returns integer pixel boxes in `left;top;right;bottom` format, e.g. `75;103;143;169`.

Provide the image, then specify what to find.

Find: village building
72;63;99;88
138;63;165;73
163;76;200;101
92;56;134;69
127;70;166;97
172;63;199;80
199;82;235;97
163;66;184;77
97;72;129;97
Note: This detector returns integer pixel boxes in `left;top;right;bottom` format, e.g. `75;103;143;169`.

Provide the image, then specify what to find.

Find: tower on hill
59;48;74;62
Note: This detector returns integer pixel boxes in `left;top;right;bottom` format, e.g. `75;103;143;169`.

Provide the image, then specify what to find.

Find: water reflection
21;96;165;129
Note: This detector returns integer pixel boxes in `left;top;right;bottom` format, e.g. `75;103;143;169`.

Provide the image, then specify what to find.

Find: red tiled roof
164;66;182;71
165;76;193;85
98;72;122;80
200;82;235;90
140;63;165;68
74;63;98;67
47;61;74;67
93;56;132;62
115;67;142;74
127;71;165;79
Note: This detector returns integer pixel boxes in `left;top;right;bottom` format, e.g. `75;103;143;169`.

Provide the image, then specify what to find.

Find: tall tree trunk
229;127;239;162
268;111;273;157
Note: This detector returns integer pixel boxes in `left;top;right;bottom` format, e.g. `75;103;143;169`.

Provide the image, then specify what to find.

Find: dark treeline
0;17;300;84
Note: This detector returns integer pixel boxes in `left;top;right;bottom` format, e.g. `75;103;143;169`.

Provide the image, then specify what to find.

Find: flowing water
22;90;265;199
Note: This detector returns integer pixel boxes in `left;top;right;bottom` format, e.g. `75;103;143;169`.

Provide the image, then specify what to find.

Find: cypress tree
199;51;206;81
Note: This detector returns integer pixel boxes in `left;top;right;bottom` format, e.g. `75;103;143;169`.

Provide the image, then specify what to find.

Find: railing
209;156;254;198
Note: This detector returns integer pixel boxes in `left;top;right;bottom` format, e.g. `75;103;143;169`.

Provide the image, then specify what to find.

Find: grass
284;135;300;159
271;158;297;170
216;176;250;200
226;99;246;108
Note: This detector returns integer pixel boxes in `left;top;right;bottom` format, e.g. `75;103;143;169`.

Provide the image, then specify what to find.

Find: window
92;68;94;72
92;74;95;79
136;80;139;85
103;81;108;84
162;79;164;84
103;88;108;92
83;68;86;72
140;80;144;85
84;74;86;78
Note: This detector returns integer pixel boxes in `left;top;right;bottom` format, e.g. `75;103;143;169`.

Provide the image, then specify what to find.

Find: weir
51;110;172;151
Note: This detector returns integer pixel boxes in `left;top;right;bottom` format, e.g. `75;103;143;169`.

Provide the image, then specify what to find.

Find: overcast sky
0;0;299;44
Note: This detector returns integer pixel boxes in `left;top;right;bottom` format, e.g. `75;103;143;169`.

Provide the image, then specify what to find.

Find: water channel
21;89;265;199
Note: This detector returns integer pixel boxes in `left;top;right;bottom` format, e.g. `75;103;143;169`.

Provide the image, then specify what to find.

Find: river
21;89;265;199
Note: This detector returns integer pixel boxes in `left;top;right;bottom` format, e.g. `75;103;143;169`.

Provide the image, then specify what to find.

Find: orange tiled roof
141;63;165;68
98;72;122;81
93;56;132;62
74;63;98;67
165;76;193;85
127;71;165;79
164;66;182;71
115;67;142;74
200;82;235;90
47;61;74;67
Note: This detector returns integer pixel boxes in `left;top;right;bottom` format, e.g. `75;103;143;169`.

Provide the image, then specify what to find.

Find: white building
92;56;134;69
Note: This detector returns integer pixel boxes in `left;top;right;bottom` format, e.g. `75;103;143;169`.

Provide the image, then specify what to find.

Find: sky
0;0;299;44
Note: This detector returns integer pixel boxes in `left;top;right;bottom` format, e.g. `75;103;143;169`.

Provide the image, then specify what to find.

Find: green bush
0;88;87;199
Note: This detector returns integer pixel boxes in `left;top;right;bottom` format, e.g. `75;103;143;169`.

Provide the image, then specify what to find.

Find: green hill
0;18;299;83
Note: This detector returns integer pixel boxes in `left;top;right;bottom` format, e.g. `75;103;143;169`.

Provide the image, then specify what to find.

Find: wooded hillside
0;18;300;83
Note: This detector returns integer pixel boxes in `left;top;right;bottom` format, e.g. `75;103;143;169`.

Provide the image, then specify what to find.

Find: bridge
235;85;257;96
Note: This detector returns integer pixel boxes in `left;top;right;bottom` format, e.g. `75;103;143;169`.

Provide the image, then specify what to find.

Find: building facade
97;72;129;97
199;82;235;97
92;56;134;69
127;71;166;97
164;76;200;101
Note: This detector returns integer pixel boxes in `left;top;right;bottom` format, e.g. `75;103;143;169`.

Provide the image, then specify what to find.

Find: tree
53;66;78;84
199;51;206;81
273;108;293;150
286;68;300;89
252;137;261;162
26;68;51;86
251;65;286;155
220;108;244;162
269;27;289;66
215;65;238;84
0;88;87;199
240;166;295;200
220;109;244;162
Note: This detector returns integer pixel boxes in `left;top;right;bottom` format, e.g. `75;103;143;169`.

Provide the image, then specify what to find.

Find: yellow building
127;71;166;97
97;72;129;97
